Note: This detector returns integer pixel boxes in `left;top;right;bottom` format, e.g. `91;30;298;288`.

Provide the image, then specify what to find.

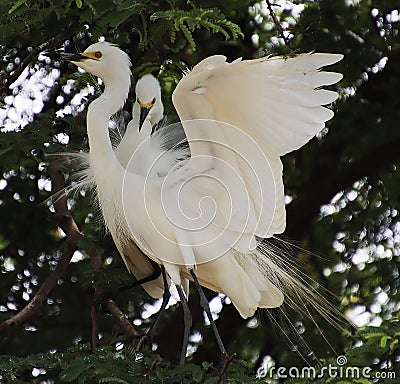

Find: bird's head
51;42;131;85
133;74;164;131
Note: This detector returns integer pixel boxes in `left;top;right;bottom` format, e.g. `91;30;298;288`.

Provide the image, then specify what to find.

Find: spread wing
174;53;343;156
165;53;342;255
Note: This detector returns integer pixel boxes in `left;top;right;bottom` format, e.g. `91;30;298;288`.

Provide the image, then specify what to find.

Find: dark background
0;1;399;382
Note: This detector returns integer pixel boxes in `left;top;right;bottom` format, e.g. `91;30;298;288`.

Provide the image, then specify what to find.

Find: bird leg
119;258;162;292
189;269;228;359
95;258;161;313
176;284;192;365
136;266;171;349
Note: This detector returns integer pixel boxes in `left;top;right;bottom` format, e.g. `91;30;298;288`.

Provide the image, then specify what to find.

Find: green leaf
98;378;129;384
83;0;96;14
363;331;386;340
8;0;28;14
77;368;97;384
380;335;392;348
60;359;92;382
389;338;398;351
179;23;195;50
191;365;203;382
0;146;12;157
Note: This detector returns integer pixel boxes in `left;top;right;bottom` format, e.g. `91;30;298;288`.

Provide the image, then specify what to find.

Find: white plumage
114;74;164;173
115;74;186;178
60;42;343;319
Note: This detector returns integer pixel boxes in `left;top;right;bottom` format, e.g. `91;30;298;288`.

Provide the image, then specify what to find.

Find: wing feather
170;53;342;250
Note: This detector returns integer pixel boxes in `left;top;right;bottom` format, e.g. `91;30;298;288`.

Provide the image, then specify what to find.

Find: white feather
66;44;343;319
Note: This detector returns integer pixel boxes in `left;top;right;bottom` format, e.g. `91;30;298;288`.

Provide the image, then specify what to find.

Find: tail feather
249;239;352;334
195;256;262;318
232;251;283;309
188;238;349;332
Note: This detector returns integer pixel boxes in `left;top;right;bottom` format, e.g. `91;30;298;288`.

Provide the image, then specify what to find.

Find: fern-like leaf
98;378;130;384
179;23;196;50
151;6;243;50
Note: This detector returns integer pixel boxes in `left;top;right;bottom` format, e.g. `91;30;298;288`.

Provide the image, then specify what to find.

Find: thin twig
140;355;162;383
88;247;140;339
91;304;99;351
265;0;292;47
0;159;81;333
217;353;237;383
0;28;75;95
105;299;140;338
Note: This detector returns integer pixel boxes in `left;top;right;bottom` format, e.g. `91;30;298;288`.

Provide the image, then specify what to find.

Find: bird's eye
94;51;102;59
151;97;156;105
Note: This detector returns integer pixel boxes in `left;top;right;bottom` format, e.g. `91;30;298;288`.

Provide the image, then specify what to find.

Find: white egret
113;74;189;341
116;74;166;176
49;42;343;362
69;73;189;300
118;74;188;177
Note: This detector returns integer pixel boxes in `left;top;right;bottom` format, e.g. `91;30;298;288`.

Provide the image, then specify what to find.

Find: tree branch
0;28;76;95
105;299;140;338
88;246;140;341
265;0;292;47
0;158;81;333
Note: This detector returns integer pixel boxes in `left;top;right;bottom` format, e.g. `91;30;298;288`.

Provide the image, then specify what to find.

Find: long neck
87;78;130;158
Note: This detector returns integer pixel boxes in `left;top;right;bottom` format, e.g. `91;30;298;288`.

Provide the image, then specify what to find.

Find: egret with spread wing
49;42;343;362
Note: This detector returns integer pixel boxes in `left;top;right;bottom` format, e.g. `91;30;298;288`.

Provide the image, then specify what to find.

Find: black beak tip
139;107;151;132
41;51;85;62
41;50;61;59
